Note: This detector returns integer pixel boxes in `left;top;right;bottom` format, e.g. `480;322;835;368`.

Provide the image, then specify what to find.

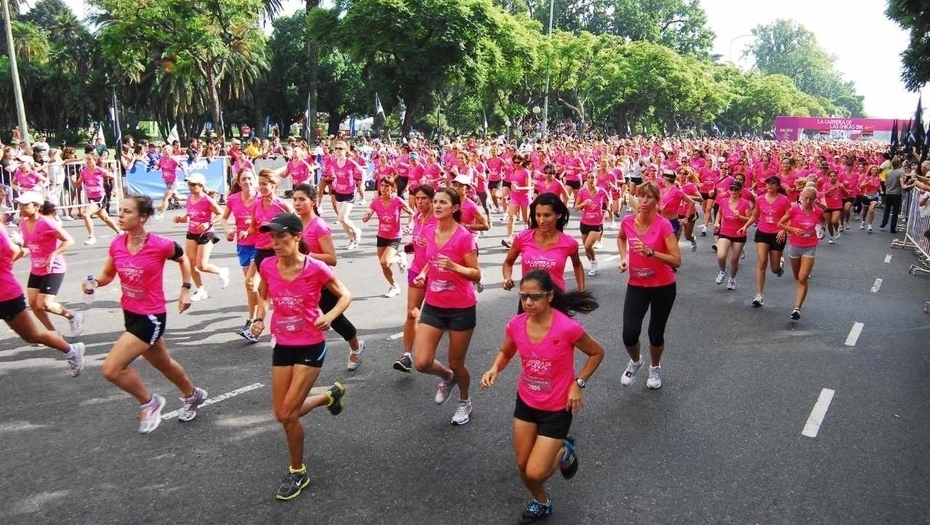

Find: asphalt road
1;199;928;525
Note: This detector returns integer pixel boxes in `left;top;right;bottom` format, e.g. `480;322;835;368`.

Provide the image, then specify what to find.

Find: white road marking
802;388;836;438
161;382;264;420
604;254;621;262
387;332;404;340
844;322;865;347
870;278;883;293
884;254;893;263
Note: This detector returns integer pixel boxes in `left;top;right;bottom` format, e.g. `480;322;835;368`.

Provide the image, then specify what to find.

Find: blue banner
125;156;228;198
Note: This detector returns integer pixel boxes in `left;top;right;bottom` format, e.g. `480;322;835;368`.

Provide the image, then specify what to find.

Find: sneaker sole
326;382;346;415
392;361;413;373
647;382;662;390
178;389;209;422
451;412;472;426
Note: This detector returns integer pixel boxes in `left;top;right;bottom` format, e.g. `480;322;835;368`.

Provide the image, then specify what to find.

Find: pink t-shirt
0;227;24;301
578;186;608;226
823;181;846;209
678;182;699;216
259;256;333;346
785;204;823;248
20;216;66;276
535;178;564;197
369;196;406;240
755;193;792;235
81;166;108;199
507;310;585;412
717;198;753;238
410;211;438;274
157;156;180;184
109;233;179;315
13;170;42;191
660;186;686;217
620;214;676;288
225;192;258;246
251;196;291;250
422;223;477;309
287;159;313;186
486;157;505;182
512;229;579;291
186;195;217;234
326;159;361;195
300;216;331;258
458;198;483;236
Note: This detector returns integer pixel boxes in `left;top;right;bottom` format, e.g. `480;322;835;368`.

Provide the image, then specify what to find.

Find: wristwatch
646;248;655;258
575;377;586;389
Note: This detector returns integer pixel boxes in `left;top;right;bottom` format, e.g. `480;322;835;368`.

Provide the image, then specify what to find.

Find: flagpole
2;0;29;146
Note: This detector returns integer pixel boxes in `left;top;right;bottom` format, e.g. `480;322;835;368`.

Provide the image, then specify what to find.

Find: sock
289;464;306;474
403;352;411;358
65;345;76;358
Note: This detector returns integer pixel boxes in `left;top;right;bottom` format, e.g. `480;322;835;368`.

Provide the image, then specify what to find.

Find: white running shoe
346;340;365;371
593;240;603;250
84;236;97;245
435;373;456;404
867;225;873;233
690;239;698;252
860;222;865;230
752;294;764;307
139;394;166;434
828;236;835;244
61;215;74;222
588;260;599;276
726;277;737;290
67;342;86;377
835;230;841;239
816;224;824;239
383;286;400;298
620;359;643;386
178;387;208;422
451;399;473;426
190;288;208;302
346;239;357;250
218;267;230;289
397;252;408;272
69;312;84;338
715;270;727;285
646;366;663;389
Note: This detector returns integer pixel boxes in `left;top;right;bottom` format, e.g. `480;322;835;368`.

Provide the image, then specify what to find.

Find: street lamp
729;33;754;66
541;0;554;137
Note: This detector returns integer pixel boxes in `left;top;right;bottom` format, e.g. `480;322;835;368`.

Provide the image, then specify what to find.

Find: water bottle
83;275;96;305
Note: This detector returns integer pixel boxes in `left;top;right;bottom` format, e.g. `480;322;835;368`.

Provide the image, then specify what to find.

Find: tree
338;0;508;133
90;0;269;138
747;19;864;116
886;0;930;92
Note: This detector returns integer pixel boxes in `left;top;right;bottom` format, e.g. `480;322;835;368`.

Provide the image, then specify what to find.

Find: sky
58;0;923;119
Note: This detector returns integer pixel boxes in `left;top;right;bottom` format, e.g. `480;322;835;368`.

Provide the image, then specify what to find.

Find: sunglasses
188;183;201;187
518;292;550;302
334;147;346;151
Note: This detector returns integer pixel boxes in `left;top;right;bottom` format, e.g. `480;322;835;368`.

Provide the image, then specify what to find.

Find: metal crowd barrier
890;186;930;313
1;159;123;220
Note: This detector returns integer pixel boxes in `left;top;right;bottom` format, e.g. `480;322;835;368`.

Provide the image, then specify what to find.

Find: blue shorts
237;244;257;268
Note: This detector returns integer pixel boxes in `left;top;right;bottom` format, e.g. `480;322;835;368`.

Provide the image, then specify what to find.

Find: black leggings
622;283;676;348
319;286;357;342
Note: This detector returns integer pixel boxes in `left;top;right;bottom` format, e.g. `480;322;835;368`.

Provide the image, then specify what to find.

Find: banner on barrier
125;156;228;198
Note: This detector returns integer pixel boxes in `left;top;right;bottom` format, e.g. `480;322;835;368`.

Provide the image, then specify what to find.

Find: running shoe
69;312;84;338
275;468;310;501
346;239;357;250
646;366;663;389
559;437;578;479
860;222;865;230
392;354;413;373
451;399;473;426
828;236;835;244
84;236;97;245
178;387;208;422
191;288;209;301
700;225;707;237
235;320;252;337
501;238;513;248
67;342;86;377
752;294;764;307
588;260;599;276
593;240;603;250
726;277;737;290
711;243;717;252
691;239;697;252
61;215;74;221
242;329;260;344
776;257;785;277
397;252;408;272
519;498;553;524
435;373;457;404
620;359;643;386
325;382;346;416
346;341;365;371
816;224;824;239
790;308;801;321
383;286;400;298
476;281;485;293
715;270;727;285
867;225;873;233
218;267;230;289
835;230;841;239
139;394;166;434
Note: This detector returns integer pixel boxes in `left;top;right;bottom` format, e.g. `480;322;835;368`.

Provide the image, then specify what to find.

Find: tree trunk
327;112;342;137
402;98;419;135
306;0;320;143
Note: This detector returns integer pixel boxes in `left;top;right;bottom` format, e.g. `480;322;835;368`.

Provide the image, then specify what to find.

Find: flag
167;125;179;144
93;124;106;147
903;119;913;151
482;110;488;135
915;95;925;157
375;93;385;119
890;119;899;154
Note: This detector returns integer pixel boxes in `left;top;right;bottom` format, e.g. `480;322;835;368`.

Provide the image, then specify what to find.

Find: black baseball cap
259;213;303;234
764;175;781;185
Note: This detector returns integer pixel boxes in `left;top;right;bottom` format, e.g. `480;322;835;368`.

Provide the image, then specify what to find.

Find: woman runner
174;173;229;301
778;185;826;321
362;177;414;298
221;168;261;337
